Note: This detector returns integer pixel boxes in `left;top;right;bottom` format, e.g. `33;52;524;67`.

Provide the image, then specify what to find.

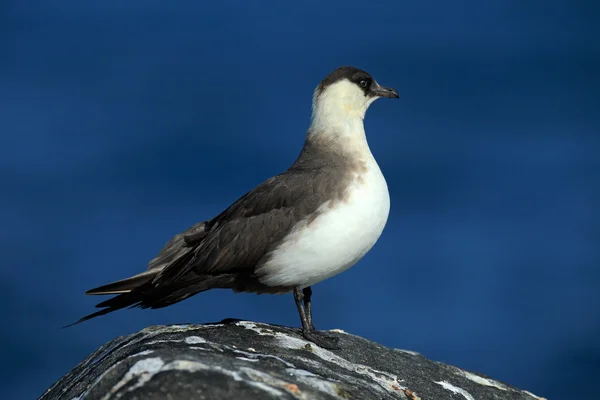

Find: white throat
307;80;379;154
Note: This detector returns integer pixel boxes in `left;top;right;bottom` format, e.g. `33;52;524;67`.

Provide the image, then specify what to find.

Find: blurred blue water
1;1;598;399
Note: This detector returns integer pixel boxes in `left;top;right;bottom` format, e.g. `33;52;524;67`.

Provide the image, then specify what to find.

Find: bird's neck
306;102;370;156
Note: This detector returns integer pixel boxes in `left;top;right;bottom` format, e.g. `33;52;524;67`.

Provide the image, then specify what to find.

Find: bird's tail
66;269;235;327
84;269;159;295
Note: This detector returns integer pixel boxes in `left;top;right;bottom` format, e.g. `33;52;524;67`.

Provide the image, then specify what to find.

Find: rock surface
41;320;545;400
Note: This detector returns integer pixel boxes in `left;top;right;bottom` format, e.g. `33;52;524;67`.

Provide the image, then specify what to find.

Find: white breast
257;158;390;288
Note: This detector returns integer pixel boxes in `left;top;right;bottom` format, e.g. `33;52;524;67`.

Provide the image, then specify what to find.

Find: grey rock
41;320;545;400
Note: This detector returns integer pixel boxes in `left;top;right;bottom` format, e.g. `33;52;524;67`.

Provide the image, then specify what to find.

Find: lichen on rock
41;320;545;400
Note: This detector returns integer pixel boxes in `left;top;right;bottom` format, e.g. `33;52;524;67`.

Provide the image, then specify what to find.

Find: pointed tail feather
64;292;140;327
65;274;236;327
85;269;160;295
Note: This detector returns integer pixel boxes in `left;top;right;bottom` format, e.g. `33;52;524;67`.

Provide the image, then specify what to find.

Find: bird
71;66;398;349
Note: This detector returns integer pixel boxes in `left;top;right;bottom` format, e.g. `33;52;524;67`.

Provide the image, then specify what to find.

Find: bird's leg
293;287;311;331
302;286;316;331
293;287;339;350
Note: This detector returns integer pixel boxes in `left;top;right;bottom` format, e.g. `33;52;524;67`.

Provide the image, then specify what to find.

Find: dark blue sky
1;1;599;399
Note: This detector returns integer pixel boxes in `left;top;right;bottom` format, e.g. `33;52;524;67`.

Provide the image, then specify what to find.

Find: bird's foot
302;329;340;350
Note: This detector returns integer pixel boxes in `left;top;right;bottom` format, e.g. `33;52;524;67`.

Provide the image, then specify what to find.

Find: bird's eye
359;80;369;88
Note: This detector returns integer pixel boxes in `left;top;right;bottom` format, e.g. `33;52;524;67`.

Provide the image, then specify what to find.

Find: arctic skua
72;66;398;349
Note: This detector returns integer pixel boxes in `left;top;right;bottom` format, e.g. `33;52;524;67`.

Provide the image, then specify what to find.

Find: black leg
303;286;316;330
293;287;311;331
293;287;339;350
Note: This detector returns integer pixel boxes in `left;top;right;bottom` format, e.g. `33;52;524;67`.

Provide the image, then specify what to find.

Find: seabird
72;66;398;349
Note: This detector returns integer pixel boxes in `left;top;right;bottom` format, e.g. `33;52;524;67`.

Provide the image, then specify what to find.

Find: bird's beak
370;82;399;99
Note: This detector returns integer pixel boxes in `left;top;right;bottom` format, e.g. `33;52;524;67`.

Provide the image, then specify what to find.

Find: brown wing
154;168;335;284
70;160;348;325
146;221;207;271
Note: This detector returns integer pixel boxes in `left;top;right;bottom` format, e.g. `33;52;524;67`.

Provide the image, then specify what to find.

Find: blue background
1;1;599;399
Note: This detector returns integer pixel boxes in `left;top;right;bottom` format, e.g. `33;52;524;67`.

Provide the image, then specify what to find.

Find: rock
41;320;545;400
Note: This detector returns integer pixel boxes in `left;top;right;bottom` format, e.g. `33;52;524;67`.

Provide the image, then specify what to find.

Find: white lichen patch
451;366;545;399
111;324;217;354
184;336;207;344
459;370;508;391
392;348;421;356
435;381;475;400
240;367;305;398
236;321;267;335
134;350;155;356
162;359;207;372
161;360;285;397
285;368;346;399
78;350;164;399
232;349;295;368
95;358;291;399
281;335;405;395
236;321;406;397
125;334;211;351
188;346;210;351
80;329;217;400
101;358;165;400
236;357;260;362
285;368;318;377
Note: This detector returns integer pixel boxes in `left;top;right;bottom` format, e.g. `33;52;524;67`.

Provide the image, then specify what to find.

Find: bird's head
311;66;398;125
